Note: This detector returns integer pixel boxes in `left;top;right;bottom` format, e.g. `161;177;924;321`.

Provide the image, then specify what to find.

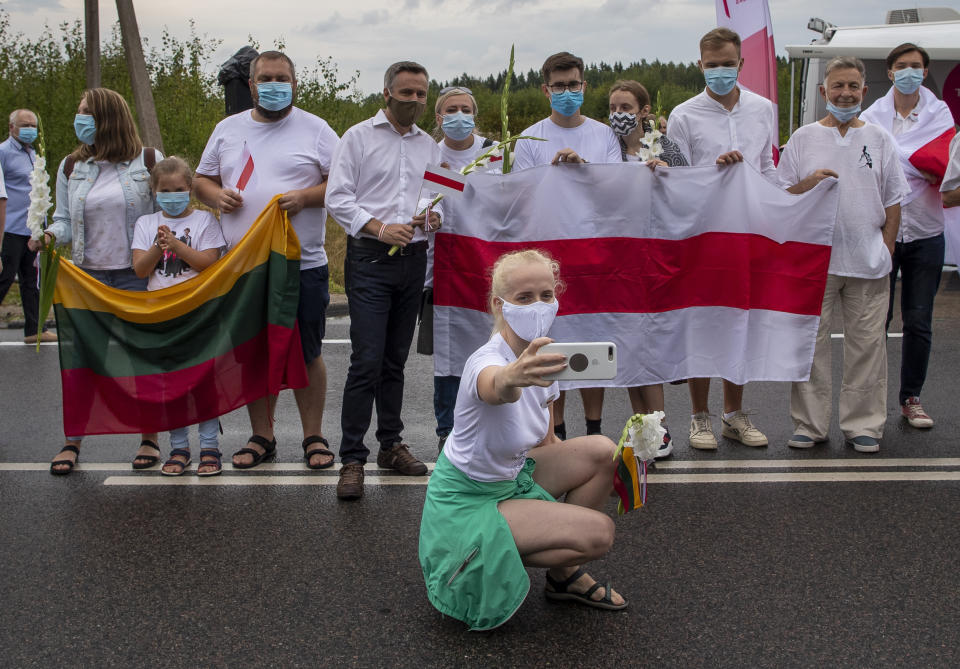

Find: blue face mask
156;192;191;217
550;90;583;117
703;67;739;96
18;127;38;144
441;111;475;141
893;68;924;95
826;101;861;124
256;82;293;111
74;114;96;145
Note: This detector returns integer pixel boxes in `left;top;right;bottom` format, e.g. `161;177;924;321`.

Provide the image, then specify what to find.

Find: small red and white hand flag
236;141;254;191
422;164;467;198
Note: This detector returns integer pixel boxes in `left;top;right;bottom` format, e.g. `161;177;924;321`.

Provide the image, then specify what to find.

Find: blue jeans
339;238;427;464
434;376;460;438
886;233;944;405
170;418;220;452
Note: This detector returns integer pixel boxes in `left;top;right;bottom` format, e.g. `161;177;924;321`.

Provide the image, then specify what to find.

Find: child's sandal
161;448;192;476
197;449;222;477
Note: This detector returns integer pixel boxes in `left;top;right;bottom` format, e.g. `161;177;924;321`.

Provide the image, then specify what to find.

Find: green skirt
418;453;555;631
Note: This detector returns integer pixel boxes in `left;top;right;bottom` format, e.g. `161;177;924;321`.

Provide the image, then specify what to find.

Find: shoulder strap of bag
63;155;76;179
144;147;157;170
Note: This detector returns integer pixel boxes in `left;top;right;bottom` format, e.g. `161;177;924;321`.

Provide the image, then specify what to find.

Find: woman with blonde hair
35;87;164;474
419;249;626;631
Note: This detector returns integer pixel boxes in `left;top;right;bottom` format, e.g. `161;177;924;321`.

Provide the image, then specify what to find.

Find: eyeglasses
439;86;472;95
547;81;583;93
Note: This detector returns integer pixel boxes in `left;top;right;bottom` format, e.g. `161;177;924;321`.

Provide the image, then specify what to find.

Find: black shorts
297;265;330;365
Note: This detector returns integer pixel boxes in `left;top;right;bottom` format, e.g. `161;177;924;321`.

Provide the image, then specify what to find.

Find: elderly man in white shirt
666;27;777;452
778;56;910;454
861;43;952;430
326;60;442;500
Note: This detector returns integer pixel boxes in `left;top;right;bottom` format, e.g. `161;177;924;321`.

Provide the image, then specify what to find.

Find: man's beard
255;103;293;120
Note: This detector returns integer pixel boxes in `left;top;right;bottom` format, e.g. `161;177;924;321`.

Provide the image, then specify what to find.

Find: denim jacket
48;149;162;266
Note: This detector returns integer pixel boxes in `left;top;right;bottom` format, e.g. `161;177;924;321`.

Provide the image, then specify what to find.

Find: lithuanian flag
54;196;308;436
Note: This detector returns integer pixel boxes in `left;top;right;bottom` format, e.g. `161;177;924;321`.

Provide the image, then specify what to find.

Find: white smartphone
539;342;618;381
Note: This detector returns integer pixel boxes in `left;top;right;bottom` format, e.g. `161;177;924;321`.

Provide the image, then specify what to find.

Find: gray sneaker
847;435;880;453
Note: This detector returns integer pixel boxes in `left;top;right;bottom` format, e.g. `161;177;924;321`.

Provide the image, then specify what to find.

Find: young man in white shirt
778;56;910;453
861;43;951;430
666;28;777;451
194;51;341;471
326;61;442;500
513;51;621;441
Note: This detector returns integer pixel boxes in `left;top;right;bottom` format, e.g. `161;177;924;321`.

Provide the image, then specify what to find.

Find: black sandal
50;444;80;476
161;448;192;476
232;435;277;469
302;435;335;470
545;567;628;611
197;449;223;477
132;439;162;470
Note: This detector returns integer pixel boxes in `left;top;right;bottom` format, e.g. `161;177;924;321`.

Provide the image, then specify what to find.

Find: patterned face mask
609;111;639;137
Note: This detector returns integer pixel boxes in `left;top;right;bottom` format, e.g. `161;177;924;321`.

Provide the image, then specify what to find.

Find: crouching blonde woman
419;249;627;631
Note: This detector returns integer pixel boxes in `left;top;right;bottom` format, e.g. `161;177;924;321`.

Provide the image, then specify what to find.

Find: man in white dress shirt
667;27;777;452
326;61;442;500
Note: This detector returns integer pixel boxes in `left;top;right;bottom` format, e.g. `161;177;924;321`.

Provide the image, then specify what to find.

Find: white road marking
104;475;431;486
646;471;960;483
0;462;435;472
655;458;960;469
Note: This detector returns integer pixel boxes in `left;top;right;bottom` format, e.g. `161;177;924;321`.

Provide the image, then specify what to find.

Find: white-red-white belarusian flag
861;86;960;263
716;0;780;162
432;163;839;389
422;164;468;198
236;141;254;191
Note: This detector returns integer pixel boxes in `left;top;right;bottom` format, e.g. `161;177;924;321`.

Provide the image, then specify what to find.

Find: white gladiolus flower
26;158;53;241
628;410;666;462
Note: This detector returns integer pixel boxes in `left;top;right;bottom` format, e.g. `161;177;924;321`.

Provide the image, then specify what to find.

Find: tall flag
432;163;839;388
53;197;308;436
716;0;780;162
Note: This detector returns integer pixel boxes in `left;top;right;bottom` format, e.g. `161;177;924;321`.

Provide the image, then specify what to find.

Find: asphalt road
2;277;960;668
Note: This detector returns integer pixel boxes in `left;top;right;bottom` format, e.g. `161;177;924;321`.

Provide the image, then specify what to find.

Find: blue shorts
298;265;330;365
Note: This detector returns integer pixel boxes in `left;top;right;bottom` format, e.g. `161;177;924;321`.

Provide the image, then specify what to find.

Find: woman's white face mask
497;297;559;342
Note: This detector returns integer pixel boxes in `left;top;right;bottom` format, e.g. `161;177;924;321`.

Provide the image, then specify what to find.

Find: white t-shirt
443;333;560;483
513;116;621;170
82;162;131;270
667;88;778;183
196;107;339;270
778;122;910;279
132;209;226;290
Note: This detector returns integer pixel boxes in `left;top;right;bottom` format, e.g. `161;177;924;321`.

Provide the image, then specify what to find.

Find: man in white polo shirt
514;51;621;442
778;56;909;453
194;50;340;471
667;27;777;452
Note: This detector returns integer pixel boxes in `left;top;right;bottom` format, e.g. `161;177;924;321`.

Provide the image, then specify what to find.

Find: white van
784;7;960;132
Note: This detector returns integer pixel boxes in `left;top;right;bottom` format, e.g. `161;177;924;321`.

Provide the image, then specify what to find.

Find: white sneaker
721;411;768;447
689;413;717;450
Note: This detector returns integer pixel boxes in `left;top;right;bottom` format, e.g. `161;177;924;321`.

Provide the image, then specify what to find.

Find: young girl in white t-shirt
131;157;226;475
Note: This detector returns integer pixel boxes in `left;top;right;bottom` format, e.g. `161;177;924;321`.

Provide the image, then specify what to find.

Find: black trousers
339;238;427;464
0;233;42;335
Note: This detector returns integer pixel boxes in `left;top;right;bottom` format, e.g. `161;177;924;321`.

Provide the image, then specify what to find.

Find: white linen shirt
667;88;777;183
326;109;442;242
942;134;960;193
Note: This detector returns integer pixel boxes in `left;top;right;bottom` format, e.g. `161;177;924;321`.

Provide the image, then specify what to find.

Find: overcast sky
4;0;958;94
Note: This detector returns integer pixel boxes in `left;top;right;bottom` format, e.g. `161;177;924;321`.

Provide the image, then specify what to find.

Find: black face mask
387;96;426;127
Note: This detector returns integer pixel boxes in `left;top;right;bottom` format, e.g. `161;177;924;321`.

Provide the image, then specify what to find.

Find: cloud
360;9;390;25
3;0;63;11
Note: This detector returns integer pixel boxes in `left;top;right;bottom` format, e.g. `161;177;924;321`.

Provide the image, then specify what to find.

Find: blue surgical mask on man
826;101;861;124
550;90;583;117
156;192;191;217
74;114;96;145
441;112;475;141
703;67;739;96
256;82;293;111
893;68;924;95
18;127;38;144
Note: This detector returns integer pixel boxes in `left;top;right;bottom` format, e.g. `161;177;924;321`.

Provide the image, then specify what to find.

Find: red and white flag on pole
716;0;780;162
236;141;254;191
422;164;468;198
432;164;839;387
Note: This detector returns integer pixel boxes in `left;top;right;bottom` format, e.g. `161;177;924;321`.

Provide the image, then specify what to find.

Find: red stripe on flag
61;324;307;436
433;232;830;316
237;154;255;191
424;170;466;192
909;128;956;183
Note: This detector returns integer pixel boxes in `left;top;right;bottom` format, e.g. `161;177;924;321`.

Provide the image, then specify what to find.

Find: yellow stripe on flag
54;197;300;324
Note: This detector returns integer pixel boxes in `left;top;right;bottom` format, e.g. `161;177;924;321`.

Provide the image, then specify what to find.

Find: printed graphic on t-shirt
157;228;195;278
